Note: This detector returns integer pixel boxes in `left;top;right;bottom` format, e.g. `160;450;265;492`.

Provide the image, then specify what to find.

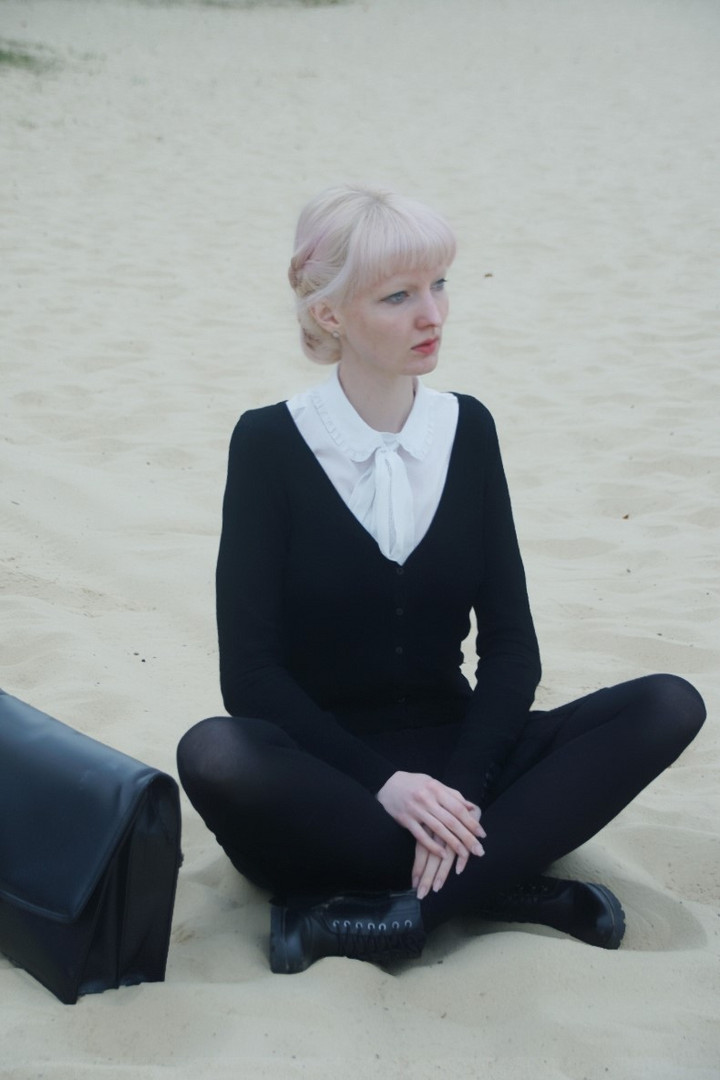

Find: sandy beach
1;0;719;1076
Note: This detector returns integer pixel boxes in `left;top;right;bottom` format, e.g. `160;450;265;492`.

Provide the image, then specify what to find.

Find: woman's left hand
412;804;483;899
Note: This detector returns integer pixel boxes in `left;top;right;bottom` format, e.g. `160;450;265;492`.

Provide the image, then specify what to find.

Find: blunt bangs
339;199;456;303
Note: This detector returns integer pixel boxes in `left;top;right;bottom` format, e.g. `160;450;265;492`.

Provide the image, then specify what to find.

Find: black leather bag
0;689;182;1004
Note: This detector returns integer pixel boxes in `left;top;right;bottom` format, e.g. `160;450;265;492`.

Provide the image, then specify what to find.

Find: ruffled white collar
307;367;435;463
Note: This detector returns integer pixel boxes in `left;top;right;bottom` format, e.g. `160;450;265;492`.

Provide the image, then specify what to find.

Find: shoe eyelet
378;922;387;931
332;919;339;929
343;920;351;928
392;921;400;930
355;921;363;930
404;919;413;928
368;922;375;930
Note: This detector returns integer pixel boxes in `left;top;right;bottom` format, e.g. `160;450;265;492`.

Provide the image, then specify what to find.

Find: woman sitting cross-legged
177;184;706;973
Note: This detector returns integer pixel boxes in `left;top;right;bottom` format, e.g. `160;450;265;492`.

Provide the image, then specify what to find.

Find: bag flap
0;689;175;923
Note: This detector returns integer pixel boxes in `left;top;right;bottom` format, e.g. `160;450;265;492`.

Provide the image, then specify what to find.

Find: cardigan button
396;567;404;576
395;607;404;616
395;646;404;655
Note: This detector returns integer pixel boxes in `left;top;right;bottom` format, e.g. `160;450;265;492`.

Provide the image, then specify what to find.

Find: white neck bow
309;369;435;563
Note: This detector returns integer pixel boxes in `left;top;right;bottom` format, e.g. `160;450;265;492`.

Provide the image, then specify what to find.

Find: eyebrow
379;269;446;289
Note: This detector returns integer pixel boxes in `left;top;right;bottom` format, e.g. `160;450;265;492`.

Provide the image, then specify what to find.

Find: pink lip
412;338;439;355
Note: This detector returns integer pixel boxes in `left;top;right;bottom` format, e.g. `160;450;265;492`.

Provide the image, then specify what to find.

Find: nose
417;290;444;328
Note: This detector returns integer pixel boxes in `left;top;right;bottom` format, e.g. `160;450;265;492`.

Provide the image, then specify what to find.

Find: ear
310;300;342;337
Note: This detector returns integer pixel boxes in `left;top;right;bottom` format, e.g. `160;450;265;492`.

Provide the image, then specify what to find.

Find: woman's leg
421;674;705;929
177;715;416;895
178;674;704;927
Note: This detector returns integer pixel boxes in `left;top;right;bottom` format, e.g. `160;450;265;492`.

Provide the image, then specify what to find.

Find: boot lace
330;917;425;961
480;876;558;917
501;878;556;904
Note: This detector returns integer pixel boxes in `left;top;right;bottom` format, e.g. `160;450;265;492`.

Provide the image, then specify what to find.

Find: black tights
177;675;705;932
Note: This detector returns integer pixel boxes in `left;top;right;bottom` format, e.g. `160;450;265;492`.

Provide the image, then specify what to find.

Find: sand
1;0;719;1076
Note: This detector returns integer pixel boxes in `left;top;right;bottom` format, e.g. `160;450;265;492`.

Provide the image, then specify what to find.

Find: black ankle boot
270;890;426;974
478;876;626;949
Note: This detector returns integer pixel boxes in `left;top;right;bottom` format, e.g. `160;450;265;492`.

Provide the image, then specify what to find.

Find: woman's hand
412;832;454;900
412;802;483;899
376;771;485;870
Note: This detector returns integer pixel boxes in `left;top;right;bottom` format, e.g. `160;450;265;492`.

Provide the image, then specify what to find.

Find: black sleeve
216;410;396;794
441;407;541;805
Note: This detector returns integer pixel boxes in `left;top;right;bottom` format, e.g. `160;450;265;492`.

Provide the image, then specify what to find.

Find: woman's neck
336;363;415;433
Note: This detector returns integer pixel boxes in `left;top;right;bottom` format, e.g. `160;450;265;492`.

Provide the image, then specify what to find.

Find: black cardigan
216;393;541;804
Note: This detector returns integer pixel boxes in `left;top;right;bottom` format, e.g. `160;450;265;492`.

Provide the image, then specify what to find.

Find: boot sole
587;883;626;949
269;904;293;974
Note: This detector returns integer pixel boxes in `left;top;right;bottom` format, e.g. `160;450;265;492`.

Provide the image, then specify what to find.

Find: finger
443;784;480;812
404;781;485;846
467;805;486;840
435;798;487;844
431;847;457;894
412;843;431;891
434;794;487;839
432;786;486;828
405;819;446;858
417;809;485;860
411;795;479;843
415;829;459;899
417;850;443;900
415;790;486;844
470;805;487;841
403;790;484;856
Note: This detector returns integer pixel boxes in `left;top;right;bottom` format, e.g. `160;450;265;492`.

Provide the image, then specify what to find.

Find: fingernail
417;885;427;900
473;843;484;856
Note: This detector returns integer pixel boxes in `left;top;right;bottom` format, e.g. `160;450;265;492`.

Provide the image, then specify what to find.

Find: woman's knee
176;714;298;796
636;673;706;745
176;716;237;794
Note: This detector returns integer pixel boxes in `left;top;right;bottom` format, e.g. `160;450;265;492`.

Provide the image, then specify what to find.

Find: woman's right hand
376;770;485;866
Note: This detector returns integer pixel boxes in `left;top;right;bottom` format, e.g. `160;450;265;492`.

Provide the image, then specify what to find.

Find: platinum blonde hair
288;184;457;363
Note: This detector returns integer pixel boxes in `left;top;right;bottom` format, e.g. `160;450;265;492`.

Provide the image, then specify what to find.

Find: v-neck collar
279;391;466;567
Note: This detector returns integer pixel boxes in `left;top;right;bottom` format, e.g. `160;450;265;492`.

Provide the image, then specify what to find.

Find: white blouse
286;367;459;565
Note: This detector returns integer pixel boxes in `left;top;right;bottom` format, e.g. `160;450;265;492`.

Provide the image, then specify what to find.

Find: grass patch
0;40;57;73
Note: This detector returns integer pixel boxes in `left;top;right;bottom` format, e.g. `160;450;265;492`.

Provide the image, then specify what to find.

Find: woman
177;185;705;974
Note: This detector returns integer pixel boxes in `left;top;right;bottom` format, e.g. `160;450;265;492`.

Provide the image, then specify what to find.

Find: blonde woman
178;185;705;973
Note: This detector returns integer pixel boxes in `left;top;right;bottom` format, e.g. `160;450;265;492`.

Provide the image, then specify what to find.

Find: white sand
1;0;719;1076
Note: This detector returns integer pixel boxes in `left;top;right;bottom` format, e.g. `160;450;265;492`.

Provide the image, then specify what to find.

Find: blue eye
381;278;447;304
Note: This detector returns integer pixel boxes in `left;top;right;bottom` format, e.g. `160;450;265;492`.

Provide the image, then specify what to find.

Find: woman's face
331;264;450;381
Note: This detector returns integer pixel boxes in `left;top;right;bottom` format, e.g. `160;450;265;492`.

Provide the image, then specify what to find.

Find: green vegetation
0;40;56;73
